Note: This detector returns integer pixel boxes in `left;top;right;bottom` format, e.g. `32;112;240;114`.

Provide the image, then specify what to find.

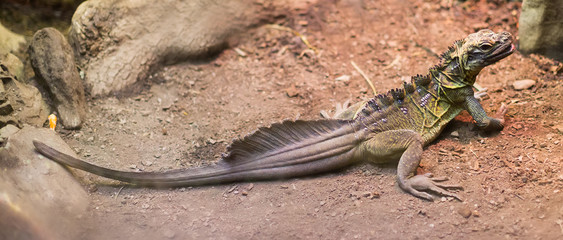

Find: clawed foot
402;173;463;201
495;103;508;126
320;99;351;119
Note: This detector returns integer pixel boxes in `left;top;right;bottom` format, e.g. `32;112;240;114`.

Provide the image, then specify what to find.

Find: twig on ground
351;61;377;95
382;55;401;70
115;186;125;199
265;24;318;54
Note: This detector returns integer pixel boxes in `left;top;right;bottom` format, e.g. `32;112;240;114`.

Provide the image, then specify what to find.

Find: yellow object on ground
48;114;57;130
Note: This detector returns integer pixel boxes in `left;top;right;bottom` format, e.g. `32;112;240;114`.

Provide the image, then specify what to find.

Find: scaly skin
33;29;514;201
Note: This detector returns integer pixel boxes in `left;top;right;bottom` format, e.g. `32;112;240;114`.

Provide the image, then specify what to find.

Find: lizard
33;29;514;201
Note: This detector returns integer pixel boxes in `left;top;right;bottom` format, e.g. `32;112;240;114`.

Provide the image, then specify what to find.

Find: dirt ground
7;0;563;239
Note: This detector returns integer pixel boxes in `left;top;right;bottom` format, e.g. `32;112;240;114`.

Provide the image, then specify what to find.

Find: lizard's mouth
485;43;515;64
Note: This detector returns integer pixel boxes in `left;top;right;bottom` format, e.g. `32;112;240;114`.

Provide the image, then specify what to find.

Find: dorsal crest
403;82;415;93
440;40;461;59
414;74;431;86
377;93;393;106
390;88;405;103
222;119;351;163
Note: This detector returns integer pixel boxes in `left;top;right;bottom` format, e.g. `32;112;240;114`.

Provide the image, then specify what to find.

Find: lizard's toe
495;103;508;125
320;100;352;119
406;188;435;201
404;174;463;201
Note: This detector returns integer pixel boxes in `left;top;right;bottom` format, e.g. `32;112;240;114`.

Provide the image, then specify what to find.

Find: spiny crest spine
367;98;380;111
359;98;380;117
403;82;415;93
440;39;463;66
413;74;431;86
440;45;455;61
377;93;393;106
390;88;405;102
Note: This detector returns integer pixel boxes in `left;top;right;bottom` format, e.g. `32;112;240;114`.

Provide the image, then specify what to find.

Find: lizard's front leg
357;130;462;201
465;95;507;131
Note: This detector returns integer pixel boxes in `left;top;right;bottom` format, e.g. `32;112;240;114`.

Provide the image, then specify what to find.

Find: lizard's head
459;29;514;70
440;29;514;84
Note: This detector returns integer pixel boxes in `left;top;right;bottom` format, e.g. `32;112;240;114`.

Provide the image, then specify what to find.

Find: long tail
33;119;364;188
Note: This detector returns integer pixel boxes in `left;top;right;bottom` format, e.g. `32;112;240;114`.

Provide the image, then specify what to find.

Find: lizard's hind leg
356;130;462;201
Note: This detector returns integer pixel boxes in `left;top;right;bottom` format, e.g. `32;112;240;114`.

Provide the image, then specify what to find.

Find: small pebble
88;184;98;193
371;191;381;199
512;79;536;90
285;85;299;98
450;131;459;138
163;230;176;239
335;75;351;82
457;206;472;218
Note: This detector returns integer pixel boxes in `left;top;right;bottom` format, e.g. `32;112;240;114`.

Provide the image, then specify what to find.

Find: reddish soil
23;0;563;239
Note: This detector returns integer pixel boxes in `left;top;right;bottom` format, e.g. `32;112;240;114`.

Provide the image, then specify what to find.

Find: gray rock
0;124;19;144
0;53;24;81
519;0;563;61
512;79;536;90
0;63;50;128
29;27;86;129
0;126;89;240
0;22;25;55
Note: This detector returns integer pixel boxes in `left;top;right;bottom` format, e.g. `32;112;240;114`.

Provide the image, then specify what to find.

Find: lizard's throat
432;69;475;89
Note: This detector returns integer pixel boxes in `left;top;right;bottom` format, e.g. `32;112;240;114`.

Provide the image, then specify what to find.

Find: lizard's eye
479;43;493;51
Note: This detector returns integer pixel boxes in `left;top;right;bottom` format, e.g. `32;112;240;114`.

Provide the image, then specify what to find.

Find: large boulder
0;63;50;128
0;126;89;240
519;0;563;61
0;22;25;55
68;0;292;96
0;22;26;81
29;27;87;129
